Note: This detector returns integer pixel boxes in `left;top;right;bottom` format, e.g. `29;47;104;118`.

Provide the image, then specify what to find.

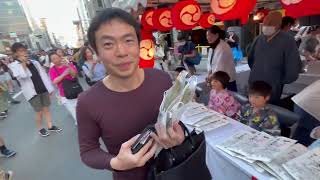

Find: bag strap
83;63;90;70
178;121;196;148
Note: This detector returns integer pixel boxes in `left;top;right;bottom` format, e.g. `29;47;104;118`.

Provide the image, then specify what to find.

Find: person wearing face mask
248;11;302;105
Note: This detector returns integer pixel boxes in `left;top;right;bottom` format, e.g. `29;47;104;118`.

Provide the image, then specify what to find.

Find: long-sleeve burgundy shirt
76;69;172;180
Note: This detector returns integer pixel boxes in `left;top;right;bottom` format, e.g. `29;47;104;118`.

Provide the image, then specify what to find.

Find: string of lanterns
139;0;320;68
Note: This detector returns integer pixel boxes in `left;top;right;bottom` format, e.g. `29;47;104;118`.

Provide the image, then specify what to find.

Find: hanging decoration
141;9;155;31
171;0;202;30
210;0;256;24
280;0;320;18
199;13;216;29
139;30;155;68
153;8;173;32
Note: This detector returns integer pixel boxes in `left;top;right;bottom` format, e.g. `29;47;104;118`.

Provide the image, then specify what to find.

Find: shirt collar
265;30;281;42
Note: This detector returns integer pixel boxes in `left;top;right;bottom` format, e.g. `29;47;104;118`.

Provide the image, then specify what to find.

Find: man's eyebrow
99;35;114;41
99;33;136;41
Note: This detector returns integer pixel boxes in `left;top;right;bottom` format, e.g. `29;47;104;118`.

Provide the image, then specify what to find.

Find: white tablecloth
204;118;275;180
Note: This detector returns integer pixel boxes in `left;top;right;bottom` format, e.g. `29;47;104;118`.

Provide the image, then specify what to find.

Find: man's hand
110;134;158;171
151;121;185;149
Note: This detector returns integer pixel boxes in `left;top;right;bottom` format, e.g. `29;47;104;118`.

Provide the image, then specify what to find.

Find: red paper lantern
152;8;173;32
199;13;216;29
139;30;155;68
171;0;202;30
141;9;155;31
281;0;320;18
211;0;256;24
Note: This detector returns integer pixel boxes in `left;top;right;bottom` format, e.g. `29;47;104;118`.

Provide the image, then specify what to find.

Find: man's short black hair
249;81;272;97
281;16;296;29
210;71;230;89
11;42;27;53
87;8;141;54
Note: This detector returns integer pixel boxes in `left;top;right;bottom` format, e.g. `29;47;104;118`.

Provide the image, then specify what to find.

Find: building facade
0;0;31;52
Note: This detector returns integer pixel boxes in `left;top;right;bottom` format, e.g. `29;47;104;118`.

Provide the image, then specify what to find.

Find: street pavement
0;78;113;180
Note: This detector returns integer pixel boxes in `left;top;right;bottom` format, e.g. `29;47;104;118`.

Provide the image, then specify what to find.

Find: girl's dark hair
209;71;230;89
80;46;94;62
249;81;272;97
87;8;141;54
208;25;226;40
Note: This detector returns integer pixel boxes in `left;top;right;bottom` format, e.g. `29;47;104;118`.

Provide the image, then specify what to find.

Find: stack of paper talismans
216;131;320;180
175;102;230;132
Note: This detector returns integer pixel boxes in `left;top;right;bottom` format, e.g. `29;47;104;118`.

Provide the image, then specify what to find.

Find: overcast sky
26;0;79;47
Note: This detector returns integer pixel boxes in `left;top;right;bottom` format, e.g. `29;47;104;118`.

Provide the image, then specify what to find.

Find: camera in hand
131;125;156;154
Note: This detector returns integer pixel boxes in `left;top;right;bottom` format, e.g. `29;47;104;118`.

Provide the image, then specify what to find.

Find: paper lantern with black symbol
171;0;202;30
199;13;216;29
141;9;155;31
139;31;155;68
281;0;320;18
152;8;173;32
211;0;256;24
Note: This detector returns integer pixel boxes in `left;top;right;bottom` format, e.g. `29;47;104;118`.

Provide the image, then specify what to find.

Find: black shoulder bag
149;122;212;180
82;63;96;86
54;66;83;99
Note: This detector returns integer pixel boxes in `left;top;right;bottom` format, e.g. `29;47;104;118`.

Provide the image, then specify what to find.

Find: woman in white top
206;25;237;92
80;47;106;86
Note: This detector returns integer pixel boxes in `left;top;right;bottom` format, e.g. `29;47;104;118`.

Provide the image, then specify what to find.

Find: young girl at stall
207;71;240;118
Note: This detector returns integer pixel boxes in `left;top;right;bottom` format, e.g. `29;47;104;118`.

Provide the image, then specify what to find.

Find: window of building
97;0;103;8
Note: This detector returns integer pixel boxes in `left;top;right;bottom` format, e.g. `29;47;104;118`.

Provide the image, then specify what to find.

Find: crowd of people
0;40;108;179
0;7;319;180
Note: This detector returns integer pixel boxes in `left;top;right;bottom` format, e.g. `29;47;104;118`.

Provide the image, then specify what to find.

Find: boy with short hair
238;81;280;135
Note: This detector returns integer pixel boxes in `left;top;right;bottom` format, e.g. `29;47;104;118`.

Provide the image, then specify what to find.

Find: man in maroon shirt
76;8;185;180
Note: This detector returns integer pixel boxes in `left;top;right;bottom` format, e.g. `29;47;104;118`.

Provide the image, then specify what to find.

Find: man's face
95;19;140;79
14;48;28;62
